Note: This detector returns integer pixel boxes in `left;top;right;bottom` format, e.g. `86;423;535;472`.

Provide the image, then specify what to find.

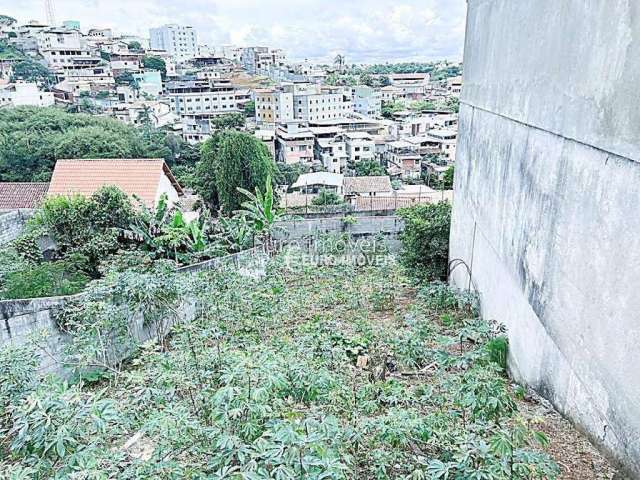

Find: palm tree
334;54;345;73
237;175;282;250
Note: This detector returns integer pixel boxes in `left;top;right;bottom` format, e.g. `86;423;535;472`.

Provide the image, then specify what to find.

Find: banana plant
236;175;283;245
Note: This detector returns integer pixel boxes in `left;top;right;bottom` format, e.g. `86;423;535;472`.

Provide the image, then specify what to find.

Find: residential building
290;172;344;195
87;28;113;40
166;80;243;116
241;46;286;74
275;122;315;166
255;87;294;126
389;73;430;100
293;85;353;122
352;85;381;118
426;129;457;161
0;182;49;211
132;71;163;98
254;129;276;159
48;159;184;208
149;24;198;61
314;136;347;174
343;176;392;198
0;82;55;107
342;132;375;165
384;140;422;180
110;53;143;75
447;76;463;96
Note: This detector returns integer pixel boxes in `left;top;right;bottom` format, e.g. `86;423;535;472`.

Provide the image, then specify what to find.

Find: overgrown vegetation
398;202;452;281
0;247;559;478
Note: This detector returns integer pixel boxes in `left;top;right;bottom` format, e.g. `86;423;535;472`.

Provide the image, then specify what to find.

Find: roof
343;176;392;195
0;182;49;210
48;159;183;207
291;172;344;189
343;131;373;140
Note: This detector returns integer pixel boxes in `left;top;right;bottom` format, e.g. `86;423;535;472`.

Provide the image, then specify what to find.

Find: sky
1;0;467;64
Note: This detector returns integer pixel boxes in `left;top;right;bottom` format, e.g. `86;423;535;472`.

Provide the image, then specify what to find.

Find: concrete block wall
0;210;33;245
450;1;640;476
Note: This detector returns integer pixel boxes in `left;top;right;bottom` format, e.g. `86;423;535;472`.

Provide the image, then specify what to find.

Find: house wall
156;172;181;207
450;0;640;475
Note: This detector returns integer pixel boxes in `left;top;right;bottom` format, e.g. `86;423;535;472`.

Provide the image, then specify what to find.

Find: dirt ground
516;391;622;480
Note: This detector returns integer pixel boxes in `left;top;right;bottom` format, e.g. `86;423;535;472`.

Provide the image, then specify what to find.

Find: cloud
1;0;466;63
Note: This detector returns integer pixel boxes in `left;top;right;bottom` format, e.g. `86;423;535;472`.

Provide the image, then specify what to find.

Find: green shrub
0;260;89;299
397;202;451;281
486;336;509;371
312;189;343;206
0;343;38;427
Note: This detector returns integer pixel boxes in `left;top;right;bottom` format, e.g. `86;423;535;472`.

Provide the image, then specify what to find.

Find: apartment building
166;80;243;116
110;53;143;75
310;126;347;174
275;122;315;166
241;47;286;74
352;85;382;118
293;85;353;122
447;76;463;96
0;82;55;107
149;24;198;61
255;87;294;125
342;132;375;164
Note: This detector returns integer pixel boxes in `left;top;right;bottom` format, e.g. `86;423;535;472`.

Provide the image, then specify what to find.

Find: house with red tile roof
47;159;184;208
0;182;49;211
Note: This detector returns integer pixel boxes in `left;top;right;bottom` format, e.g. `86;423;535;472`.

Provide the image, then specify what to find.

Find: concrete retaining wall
450;1;640;476
0;246;270;376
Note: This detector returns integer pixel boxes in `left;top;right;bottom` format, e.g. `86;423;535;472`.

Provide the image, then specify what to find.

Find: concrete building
384;140;421;180
166;80;242;116
293;85;352;122
352;85;382;118
149;24;198;61
0;82;55;107
450;1;640;476
342;131;375;165
255;87;294;126
426;129;457;162
275;122;315;166
241;46;286;74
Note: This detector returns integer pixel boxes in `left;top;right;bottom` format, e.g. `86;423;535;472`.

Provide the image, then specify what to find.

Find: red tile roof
47;159;183;207
0;182;49;210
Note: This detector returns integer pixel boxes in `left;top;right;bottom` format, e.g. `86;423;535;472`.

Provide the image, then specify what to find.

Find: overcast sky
1;0;467;63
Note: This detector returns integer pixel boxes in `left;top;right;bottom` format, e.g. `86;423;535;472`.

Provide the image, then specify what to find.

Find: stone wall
0;210;33;245
450;1;640;476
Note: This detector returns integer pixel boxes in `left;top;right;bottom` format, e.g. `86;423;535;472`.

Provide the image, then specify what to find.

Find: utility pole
44;0;56;26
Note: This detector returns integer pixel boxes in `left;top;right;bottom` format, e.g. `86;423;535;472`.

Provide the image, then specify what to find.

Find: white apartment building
241;47;286;74
0;82;54;107
427;129;457;162
352;85;382;118
294;87;352;122
166;80;243;116
149;25;198;61
342;132;375;164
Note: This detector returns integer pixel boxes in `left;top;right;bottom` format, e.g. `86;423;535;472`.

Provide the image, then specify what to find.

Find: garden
0;235;614;479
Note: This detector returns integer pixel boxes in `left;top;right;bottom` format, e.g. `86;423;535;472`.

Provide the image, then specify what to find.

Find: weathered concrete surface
0;210;33;245
451;0;640;476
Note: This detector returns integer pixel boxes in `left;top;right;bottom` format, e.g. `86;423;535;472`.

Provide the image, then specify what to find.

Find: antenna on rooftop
44;0;56;26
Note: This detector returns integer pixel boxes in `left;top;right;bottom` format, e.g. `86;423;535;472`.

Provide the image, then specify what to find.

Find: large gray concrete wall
0;210;33;245
450;1;640;476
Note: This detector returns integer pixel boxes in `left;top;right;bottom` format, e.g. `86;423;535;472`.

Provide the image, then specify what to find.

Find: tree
243;100;256;117
128;41;143;52
237;175;282;242
142;55;166;78
397;202;451;281
195;131;276;214
442;165;454;189
381;101;405;119
409;100;436;111
354;160;386;177
275;162;310;186
212;113;245;130
334;54;345;72
0;14;17;26
0;107;179;182
312;189;343;206
11;59;54;87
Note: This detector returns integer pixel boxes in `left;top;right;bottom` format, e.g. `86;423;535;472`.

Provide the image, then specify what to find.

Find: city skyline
0;0;466;63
